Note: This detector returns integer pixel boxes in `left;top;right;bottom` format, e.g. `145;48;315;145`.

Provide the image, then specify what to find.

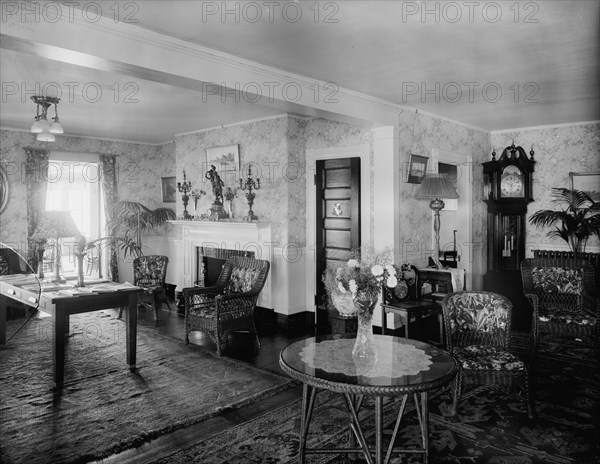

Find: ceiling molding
491;120;600;134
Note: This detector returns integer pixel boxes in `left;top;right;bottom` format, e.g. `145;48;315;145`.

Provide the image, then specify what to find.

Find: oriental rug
154;334;599;464
0;312;296;464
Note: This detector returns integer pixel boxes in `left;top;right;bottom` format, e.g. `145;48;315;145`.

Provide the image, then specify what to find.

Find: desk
279;335;456;464
0;275;141;388
380;300;444;346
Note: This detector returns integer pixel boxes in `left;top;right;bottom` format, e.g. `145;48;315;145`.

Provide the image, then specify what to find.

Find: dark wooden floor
96;304;314;464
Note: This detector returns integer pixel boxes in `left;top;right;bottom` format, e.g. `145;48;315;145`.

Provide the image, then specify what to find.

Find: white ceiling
1;0;599;144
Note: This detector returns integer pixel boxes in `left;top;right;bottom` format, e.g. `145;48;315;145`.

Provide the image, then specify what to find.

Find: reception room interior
0;1;599;463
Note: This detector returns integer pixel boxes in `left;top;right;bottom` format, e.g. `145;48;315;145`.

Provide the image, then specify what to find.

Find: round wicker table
279;334;457;464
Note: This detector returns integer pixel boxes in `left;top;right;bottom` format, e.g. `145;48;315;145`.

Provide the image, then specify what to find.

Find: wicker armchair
441;291;533;418
521;257;599;351
118;255;170;324
183;256;270;356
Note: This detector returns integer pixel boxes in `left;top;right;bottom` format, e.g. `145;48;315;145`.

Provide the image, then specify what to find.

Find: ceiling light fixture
30;96;63;142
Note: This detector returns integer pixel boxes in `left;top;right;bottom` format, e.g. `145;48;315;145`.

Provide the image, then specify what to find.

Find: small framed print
206;144;240;172
407;154;429;184
570;171;600;201
161;176;176;203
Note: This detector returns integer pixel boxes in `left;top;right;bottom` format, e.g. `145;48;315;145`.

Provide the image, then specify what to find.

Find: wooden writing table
0;275;141;389
380;299;444;346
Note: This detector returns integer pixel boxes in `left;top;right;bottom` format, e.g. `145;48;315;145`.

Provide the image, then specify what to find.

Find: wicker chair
441;291;534;418
521;257;599;351
183;256;270;356
118;255;170;324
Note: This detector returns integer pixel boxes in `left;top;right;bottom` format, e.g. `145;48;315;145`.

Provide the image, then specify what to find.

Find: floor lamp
31;211;81;282
414;174;459;268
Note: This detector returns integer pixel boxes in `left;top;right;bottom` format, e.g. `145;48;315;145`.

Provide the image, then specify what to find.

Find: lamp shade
414;174;459;200
31;211;81;240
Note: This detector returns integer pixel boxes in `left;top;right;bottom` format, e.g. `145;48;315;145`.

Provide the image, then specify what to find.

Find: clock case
482;143;535;331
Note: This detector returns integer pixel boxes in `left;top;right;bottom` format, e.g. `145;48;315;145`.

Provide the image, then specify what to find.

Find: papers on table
88;281;139;293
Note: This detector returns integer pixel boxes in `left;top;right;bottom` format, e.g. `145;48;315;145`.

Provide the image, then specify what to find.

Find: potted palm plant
529;188;600;258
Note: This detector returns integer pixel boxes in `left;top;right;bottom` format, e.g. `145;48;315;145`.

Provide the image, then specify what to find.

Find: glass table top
280;334;456;392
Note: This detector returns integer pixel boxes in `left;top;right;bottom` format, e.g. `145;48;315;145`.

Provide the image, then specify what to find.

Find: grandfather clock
482;143;535;331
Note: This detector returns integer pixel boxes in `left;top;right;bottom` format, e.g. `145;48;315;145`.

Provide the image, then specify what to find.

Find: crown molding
491;120;600;134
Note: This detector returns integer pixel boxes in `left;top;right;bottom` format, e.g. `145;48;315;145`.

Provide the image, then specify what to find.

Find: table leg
403;312;410;340
126;292;138;371
0;293;7;345
53;305;67;389
375;396;384;464
413;392;429;464
381;305;387;335
299;383;317;464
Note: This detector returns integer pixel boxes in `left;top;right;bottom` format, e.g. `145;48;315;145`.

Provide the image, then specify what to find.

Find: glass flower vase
351;290;379;360
76;255;85;287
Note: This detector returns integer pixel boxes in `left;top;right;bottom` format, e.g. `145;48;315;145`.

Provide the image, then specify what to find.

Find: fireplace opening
195;247;255;286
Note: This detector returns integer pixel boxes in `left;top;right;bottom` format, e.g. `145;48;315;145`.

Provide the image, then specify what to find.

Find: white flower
385;264;396;276
386;275;398;288
371;264;384;277
335;267;342;277
337;282;347;294
347;259;360;268
349;279;358;295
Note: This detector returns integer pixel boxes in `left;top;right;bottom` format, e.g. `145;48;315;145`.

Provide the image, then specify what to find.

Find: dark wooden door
315;157;361;331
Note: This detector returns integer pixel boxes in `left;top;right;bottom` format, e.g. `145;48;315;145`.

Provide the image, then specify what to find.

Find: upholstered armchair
521;257;599;351
183;256;270;356
441;291;533;418
118;255;170;324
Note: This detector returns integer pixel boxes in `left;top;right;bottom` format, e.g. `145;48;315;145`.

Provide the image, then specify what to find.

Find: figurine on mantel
205;165;229;220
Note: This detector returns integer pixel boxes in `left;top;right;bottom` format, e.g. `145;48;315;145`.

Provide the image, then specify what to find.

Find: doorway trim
305;144;371;313
436;149;473;291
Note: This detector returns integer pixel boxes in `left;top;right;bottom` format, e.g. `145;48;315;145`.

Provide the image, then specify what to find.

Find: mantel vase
351;290;379;360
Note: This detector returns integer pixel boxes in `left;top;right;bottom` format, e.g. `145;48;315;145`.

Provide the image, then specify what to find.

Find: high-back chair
118;255;170;324
441;291;534;418
521;257;599;351
183;256;270;356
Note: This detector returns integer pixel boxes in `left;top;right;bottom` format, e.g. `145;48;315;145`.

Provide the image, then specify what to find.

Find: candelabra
177;170;193;220
239;165;260;222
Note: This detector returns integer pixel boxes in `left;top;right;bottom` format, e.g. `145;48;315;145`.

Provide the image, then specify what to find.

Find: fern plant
92;201;176;259
529;188;600;257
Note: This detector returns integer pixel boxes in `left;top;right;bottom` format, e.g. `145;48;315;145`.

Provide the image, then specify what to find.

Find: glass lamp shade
36;131;56;142
49;120;64;134
31;118;50;133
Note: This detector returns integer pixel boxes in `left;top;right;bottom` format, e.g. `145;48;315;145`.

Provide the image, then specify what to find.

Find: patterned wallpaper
173;116;374;247
0;129;175;247
397;110;490;271
491;122;600;253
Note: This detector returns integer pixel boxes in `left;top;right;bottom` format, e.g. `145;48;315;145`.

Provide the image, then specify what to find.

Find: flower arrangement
323;247;398;317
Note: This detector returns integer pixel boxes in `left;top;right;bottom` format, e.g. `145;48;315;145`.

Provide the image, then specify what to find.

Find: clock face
500;165;524;197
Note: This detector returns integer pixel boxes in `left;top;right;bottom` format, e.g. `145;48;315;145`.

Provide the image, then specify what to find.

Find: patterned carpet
0;312;296;464
154;333;600;464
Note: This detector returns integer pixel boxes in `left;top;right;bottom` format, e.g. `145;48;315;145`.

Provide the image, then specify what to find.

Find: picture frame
407;154;429;184
161;176;177;203
206;144;240;172
570;171;600;201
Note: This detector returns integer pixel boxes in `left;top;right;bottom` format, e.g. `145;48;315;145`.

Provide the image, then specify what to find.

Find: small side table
381;299;444;346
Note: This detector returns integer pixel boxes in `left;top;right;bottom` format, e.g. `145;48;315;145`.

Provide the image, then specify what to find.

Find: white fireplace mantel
168;220;274;309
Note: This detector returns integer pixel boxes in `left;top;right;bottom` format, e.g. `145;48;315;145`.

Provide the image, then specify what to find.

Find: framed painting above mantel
206;144;240;172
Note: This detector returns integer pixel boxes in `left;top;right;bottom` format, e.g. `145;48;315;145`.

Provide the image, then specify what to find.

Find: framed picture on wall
206;144;240;172
407;154;429;184
161;176;176;203
570;171;600;201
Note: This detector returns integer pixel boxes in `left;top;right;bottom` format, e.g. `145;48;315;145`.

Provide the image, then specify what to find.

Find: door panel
315;157;361;331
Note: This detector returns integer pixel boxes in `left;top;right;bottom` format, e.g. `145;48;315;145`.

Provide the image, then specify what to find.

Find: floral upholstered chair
441;291;533;418
118;255;170;325
521;258;599;351
183;256;270;356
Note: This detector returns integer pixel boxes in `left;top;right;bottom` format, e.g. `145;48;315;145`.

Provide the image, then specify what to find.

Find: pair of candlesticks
177;166;260;221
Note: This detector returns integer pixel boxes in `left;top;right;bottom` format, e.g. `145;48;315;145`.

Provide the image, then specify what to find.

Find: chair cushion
453;345;525;371
447;292;510;333
532;267;583;294
188;304;216;319
538;304;597;326
226;267;260;293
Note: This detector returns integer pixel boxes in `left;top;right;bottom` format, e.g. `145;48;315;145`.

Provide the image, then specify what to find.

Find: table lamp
31;211;81;282
414;173;459;268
